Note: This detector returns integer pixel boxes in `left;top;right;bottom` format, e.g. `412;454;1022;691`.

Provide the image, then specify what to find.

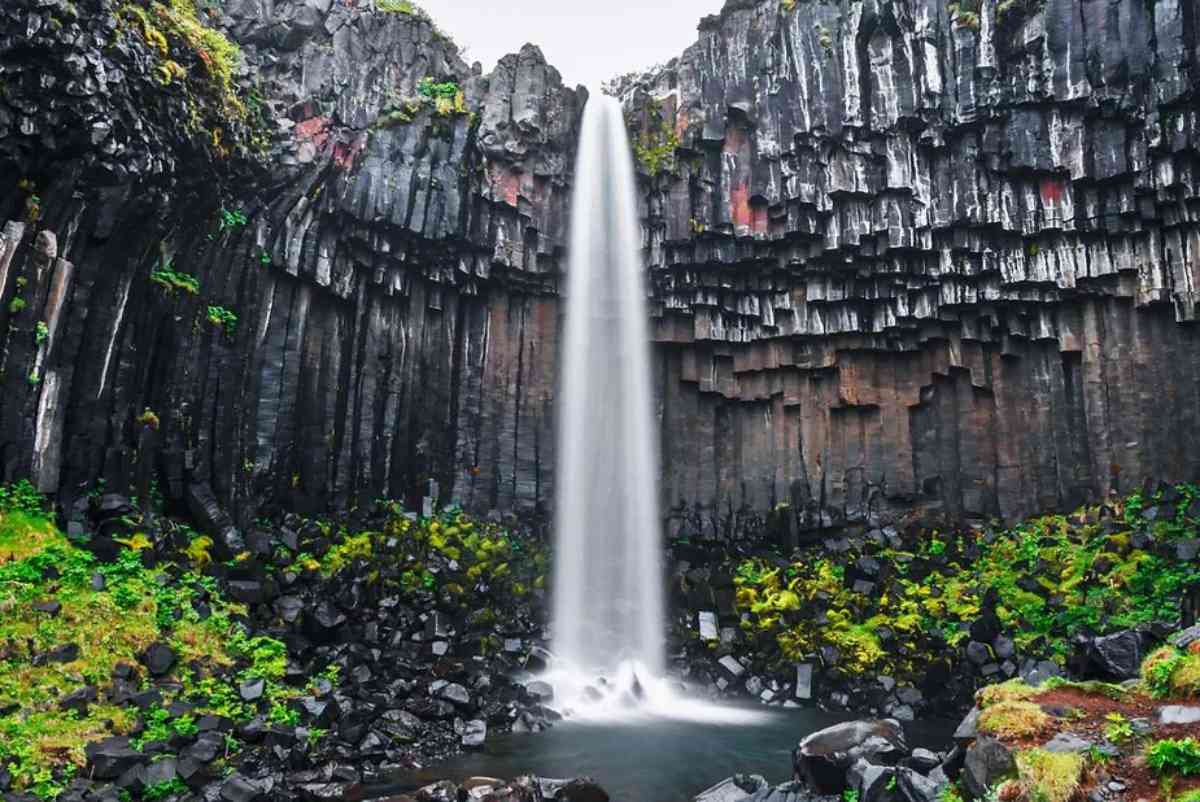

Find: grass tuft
977;699;1050;739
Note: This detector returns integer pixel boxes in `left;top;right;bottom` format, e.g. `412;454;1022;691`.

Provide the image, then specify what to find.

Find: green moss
1141;645;1200;700
1014;749;1085;802
978;699;1050;739
0;483;277;798
732;484;1200;684
977;679;1040;708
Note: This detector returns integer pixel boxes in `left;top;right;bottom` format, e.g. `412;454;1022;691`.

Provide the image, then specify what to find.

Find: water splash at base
538;660;771;726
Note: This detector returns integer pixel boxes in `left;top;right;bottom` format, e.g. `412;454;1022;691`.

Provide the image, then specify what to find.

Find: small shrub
978;699;1049;739
0;480;47;518
34;321;48;345
1103;712;1134;743
8;296;27;314
1147;737;1200;776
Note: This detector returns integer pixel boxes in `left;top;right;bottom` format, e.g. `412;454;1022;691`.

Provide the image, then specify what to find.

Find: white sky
426;1;727;91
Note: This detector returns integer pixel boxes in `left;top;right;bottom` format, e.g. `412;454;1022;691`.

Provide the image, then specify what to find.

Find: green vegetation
115;0;255;157
1147;737;1200;777
1103;712;1134;743
1141;643;1200;699
630;100;680;178
149;257;200;295
0;480;311;799
842;789;860;802
375;77;469;129
378;0;425;15
0;485;270;797
218;207;248;232
9;296;27;314
206;305;238;333
733;485;1200;680
34;320;48;345
977;699;1049;739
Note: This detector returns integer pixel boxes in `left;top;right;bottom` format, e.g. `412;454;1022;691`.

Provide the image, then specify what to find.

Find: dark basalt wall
0;0;580;522
1;0;1198;536
624;0;1200;536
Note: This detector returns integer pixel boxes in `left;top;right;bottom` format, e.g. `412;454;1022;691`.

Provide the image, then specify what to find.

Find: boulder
1086;631;1144;680
795;664;814;700
793;719;908;792
693;775;769;802
461;719;487;748
85;738;142;779
847;758;894;802
897;767;946;802
140;642;176;677
962;737;1015;800
553;777;609;802
1160;706;1200;725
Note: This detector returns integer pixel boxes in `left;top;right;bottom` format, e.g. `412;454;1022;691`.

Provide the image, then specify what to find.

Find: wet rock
908;749;941;773
897;767;946;802
718;656;746;679
220;774;273;802
699;611;719;641
1086;631;1144;680
141;642;176;677
85;738;142;779
525;681;554;702
793;720;908;792
847;758;893;802
795;664;814;700
952;709;980;744
693;775;769;802
461;719;486;748
962;737;1015;800
1160;706;1200;725
39;643;80;664
59;686;98;713
552;778;609;802
1042;733;1093;753
239;679;266;702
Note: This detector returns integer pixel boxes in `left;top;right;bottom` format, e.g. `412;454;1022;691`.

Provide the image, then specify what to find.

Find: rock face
622;0;1200;536
1;0;1199;533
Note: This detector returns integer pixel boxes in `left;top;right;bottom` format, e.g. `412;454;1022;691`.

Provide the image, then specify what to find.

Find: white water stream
548;95;760;725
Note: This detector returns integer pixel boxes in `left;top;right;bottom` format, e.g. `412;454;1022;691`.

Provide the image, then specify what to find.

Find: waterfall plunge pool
377;706;957;802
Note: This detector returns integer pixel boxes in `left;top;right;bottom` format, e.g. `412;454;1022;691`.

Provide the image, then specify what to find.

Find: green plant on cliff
630;100;680;178
34;321;48;346
150;257;201;295
206;305;238;333
113;0;270;160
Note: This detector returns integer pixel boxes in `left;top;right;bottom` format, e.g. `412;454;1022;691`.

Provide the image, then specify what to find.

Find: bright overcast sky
427;1;727;91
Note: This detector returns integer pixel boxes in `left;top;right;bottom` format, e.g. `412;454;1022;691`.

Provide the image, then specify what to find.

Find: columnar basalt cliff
1;0;1199;536
622;0;1200;537
0;0;581;525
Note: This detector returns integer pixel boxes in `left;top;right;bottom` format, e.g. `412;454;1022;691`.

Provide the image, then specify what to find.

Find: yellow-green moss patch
978;699;1050;739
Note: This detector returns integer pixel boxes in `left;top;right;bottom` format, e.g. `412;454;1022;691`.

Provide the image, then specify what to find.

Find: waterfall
552;95;665;679
544;95;762;725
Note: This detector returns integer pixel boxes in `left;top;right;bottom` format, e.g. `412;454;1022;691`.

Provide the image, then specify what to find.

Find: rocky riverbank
667;482;1200;721
2;479;1198;802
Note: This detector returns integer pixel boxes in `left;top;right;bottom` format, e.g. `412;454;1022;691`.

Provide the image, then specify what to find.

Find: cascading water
552;94;664;686
546;95;760;724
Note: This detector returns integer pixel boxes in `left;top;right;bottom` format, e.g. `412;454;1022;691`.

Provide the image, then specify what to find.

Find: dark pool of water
384;706;956;802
